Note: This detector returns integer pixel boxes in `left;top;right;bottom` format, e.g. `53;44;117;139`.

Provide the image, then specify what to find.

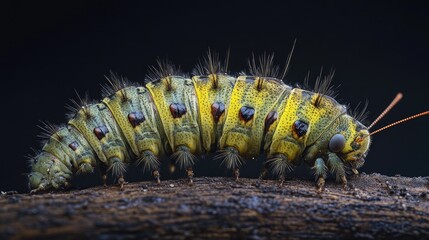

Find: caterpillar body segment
267;86;370;189
192;74;236;152
45;126;97;174
218;76;288;173
262;85;292;152
68;102;131;189
101;85;165;175
146;76;202;182
269;89;346;168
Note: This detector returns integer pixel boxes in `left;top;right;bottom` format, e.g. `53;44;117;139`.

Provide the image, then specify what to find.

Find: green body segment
68;103;131;167
40;128;78;171
219;76;287;157
102;86;164;158
29;126;97;190
268;89;346;164
47;126;97;172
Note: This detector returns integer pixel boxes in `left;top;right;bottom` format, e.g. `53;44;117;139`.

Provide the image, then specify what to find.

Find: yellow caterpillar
28;49;428;193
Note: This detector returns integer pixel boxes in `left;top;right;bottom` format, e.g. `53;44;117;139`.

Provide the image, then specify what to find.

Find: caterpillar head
328;93;429;171
28;152;72;193
328;116;371;169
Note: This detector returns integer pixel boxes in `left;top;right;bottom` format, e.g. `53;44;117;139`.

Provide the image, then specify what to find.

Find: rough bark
1;173;429;239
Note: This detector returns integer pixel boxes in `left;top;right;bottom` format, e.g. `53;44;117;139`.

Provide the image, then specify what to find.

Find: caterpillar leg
107;157;127;191
278;173;285;187
152;169;161;184
316;177;325;193
340;175;348;190
327;153;348;190
118;175;125;191
99;163;109;187
172;145;196;185
137;150;161;184
312;158;328;193
102;175;107;187
267;154;294;187
186;168;194;185
258;164;269;180
233;167;240;182
349;158;365;175
215;147;244;181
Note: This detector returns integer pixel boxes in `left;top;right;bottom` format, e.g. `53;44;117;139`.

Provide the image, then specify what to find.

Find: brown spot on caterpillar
68;141;79;151
239;106;255;123
170;103;187;118
93;125;109;140
292;120;308;138
264;111;278;133
211;102;225;123
128;112;145;128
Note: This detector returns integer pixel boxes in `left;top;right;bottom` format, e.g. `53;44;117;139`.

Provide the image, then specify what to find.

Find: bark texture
1;173;429;239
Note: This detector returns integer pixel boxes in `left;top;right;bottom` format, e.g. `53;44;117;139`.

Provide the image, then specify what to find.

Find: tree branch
1;173;429;239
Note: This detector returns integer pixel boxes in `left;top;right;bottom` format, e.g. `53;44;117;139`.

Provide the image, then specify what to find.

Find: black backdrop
1;1;428;192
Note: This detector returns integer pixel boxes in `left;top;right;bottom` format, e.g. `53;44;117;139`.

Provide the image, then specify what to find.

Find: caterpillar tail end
28;152;72;193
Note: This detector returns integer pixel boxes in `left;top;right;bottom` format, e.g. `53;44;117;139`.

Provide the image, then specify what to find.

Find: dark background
1;1;428;192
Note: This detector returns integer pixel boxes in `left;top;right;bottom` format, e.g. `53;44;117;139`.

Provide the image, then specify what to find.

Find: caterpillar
27;47;429;193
